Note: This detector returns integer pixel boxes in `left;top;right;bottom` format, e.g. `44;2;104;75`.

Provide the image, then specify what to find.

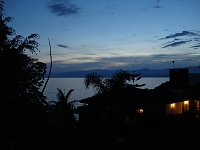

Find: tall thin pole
42;39;52;94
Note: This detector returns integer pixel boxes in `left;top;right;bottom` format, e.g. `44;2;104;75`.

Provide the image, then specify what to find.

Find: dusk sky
5;0;200;72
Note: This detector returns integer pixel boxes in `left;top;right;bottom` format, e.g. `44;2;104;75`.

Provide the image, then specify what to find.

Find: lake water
42;77;169;102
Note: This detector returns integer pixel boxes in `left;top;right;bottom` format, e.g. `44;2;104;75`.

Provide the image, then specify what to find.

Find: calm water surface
42;77;169;101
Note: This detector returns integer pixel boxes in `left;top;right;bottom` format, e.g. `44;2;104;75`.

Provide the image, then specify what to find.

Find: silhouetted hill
50;69;117;78
48;66;200;78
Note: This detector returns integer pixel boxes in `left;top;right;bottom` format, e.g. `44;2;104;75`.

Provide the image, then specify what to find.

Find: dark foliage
0;1;48;149
0;2;46;104
1;1;200;149
84;69;145;94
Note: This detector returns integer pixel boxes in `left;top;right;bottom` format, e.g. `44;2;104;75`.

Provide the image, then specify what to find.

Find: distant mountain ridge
48;66;200;78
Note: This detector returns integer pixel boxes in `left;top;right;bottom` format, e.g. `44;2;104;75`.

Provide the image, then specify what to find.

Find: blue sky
5;0;200;72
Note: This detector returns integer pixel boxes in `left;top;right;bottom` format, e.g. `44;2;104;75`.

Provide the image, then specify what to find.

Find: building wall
189;74;200;87
166;68;200;116
169;68;189;89
166;100;189;115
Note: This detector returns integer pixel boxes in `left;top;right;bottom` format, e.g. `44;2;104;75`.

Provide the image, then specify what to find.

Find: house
164;68;200;116
77;68;200;126
166;99;199;115
77;87;155;126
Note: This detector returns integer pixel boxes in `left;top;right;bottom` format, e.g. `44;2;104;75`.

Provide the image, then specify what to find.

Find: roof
79;81;200;109
79;87;166;109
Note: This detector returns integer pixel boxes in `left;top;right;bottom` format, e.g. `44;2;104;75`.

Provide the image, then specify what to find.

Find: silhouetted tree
83;70;146;143
84;69;145;94
56;88;76;124
0;1;47;105
0;1;47;148
108;70;145;89
56;88;74;103
56;88;74;111
84;72;106;94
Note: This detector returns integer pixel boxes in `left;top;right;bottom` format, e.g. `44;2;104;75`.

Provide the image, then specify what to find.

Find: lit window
183;100;189;112
183;100;189;105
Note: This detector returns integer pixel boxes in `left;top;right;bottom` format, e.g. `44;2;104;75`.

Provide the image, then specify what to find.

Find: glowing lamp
137;108;144;114
170;103;175;108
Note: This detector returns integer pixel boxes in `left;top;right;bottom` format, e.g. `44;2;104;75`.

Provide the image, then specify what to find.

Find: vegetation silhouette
0;1;79;149
0;1;47;149
1;1;200;149
78;69;200;149
55;88;76;124
84;69;145;94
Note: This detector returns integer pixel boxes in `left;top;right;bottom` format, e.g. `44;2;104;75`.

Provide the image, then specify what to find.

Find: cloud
57;44;69;49
190;43;200;49
47;53;200;72
154;5;162;9
162;40;192;48
164;38;180;44
194;37;200;42
154;0;162;9
160;31;199;40
160;30;200;49
48;1;80;16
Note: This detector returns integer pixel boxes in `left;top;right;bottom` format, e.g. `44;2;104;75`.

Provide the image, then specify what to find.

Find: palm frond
65;89;74;103
56;88;65;102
